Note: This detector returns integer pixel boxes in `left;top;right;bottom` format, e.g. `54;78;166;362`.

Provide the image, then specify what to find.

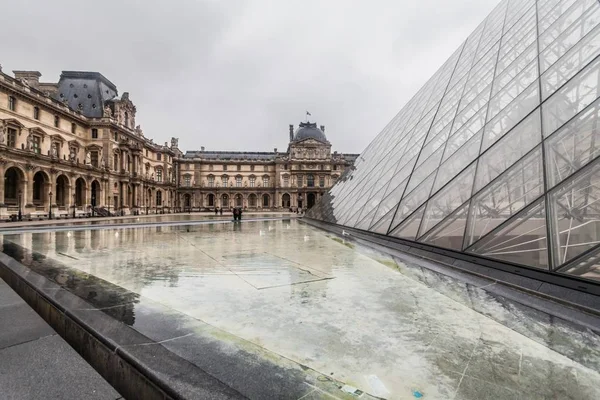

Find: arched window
208;194;215;207
262;194;270;207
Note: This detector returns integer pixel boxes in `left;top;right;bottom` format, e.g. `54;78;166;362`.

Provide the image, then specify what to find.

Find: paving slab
0;278;120;400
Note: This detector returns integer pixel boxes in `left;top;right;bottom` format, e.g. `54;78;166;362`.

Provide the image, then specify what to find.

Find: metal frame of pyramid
307;0;600;285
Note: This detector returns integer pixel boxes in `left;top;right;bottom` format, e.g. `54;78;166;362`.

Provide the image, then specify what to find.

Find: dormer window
33;107;40;120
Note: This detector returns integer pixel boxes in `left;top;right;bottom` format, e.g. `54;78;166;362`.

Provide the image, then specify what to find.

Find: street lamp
18;189;22;221
49;191;53;220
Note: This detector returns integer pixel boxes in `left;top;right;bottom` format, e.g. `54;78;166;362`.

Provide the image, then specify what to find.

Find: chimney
13;71;41;89
274;148;277;153
320;125;325;133
289;124;294;141
201;146;205;151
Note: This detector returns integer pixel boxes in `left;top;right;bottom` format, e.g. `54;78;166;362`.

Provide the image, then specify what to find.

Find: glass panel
545;99;600;188
558;245;600;281
419;163;476;238
435;130;483;192
540;4;600;74
389;204;426;240
468;199;549;268
549;159;600;266
542;56;600;137
466;147;544;247
484;83;540;148
405;146;444;194
476;110;541;191
542;23;600;100
371;206;397;235
482;106;541;152
369;177;410;231
389;173;436;233
420;202;470;251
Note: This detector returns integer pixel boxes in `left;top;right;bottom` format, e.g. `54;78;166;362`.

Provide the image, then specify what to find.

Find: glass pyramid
307;0;600;283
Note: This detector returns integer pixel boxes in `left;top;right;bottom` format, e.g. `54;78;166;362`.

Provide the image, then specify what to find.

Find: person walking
219;207;223;216
215;207;218;215
238;207;243;222
232;207;238;221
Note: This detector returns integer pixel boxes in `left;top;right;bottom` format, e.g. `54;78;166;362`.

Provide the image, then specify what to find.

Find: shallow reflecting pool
2;219;600;399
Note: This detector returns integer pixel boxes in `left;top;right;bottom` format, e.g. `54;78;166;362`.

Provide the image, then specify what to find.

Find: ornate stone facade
178;121;357;211
0;69;357;219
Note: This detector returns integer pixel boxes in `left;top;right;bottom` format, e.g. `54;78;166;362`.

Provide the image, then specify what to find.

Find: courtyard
2;217;599;399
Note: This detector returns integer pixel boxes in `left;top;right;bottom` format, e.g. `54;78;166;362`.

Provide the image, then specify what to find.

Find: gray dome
294;122;327;142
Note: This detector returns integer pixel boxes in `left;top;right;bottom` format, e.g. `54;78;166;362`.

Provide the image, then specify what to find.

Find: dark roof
53;71;118;118
184;151;277;160
294;121;327;142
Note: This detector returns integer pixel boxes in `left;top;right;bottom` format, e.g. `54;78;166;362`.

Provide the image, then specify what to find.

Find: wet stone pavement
1;219;600;399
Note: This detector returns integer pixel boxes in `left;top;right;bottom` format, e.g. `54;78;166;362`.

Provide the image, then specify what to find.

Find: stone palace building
0;67;358;219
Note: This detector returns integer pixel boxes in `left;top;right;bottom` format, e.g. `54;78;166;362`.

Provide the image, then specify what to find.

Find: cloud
0;0;499;153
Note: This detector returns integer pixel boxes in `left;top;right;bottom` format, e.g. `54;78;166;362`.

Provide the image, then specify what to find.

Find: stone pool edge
0;251;246;400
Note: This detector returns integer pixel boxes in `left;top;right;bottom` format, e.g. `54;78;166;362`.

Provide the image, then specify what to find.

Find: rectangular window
284;164;288;170
263;165;268;171
298;175;303;187
91;151;99;167
250;177;255;187
7;128;17;148
145;149;148;157
237;165;241;171
54;115;60;128
32;136;41;154
71;123;76;134
209;164;213;171
157;153;162;161
319;176;325;187
223;164;228;171
320;165;324;170
33;107;40;120
263;177;269;187
8;96;15;111
222;177;228;187
184;175;191;187
250;165;255;171
156;169;163;182
283;176;289;187
236;176;242;187
91;128;98;139
208;176;214;187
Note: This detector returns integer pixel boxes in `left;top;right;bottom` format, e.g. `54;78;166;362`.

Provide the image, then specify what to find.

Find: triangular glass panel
389;204;427;240
465;146;544;247
420;202;470;251
467;199;548;269
370;206;398;235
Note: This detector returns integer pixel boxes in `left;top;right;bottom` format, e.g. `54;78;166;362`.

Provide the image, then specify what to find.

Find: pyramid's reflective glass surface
307;0;600;283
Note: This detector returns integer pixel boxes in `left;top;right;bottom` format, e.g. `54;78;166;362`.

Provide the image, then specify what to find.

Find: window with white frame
249;177;255;187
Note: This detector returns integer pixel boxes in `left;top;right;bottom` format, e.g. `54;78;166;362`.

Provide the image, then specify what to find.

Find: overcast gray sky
1;0;498;153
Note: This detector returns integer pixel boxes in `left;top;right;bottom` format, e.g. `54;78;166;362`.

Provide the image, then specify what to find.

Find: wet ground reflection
2;219;600;399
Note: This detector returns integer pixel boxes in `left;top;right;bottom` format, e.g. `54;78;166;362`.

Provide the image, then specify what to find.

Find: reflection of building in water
306;1;600;284
0;67;357;219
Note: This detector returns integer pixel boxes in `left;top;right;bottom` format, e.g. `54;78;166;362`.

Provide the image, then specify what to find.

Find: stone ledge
0;255;245;400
